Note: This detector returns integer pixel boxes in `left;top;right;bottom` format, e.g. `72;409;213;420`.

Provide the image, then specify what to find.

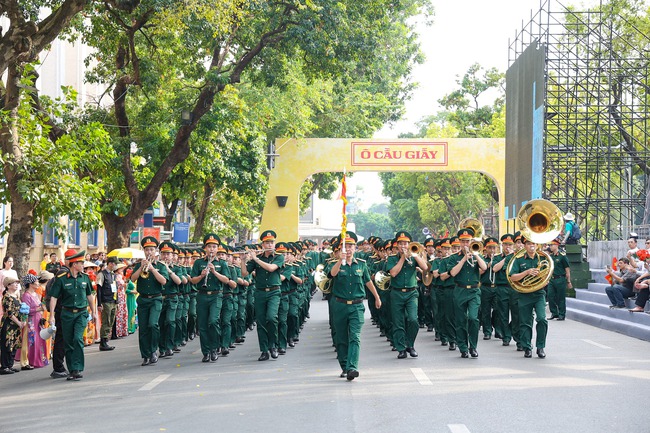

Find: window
67;219;80;246
87;229;98;247
43;218;59;245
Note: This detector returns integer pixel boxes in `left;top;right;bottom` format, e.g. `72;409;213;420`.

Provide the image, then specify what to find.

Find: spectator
605;258;636;309
45;253;61;275
626;235;639;258
0;276;25;375
629;249;650;313
113;262;129;338
563;213;579;245
40;253;49;271
0;256;19;318
16;274;48;369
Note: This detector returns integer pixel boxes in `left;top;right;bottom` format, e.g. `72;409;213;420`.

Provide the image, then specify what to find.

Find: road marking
410;368;432;385
448;424;471;433
139;374;171;391
582;339;611;349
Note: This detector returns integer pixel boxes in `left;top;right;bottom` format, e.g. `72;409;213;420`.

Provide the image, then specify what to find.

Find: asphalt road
1;297;648;433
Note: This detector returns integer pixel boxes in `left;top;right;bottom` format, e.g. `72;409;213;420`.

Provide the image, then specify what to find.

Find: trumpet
141;254;155;279
408;242;425;257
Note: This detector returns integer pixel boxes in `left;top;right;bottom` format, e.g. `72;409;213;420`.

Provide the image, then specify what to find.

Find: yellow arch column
260;138;505;241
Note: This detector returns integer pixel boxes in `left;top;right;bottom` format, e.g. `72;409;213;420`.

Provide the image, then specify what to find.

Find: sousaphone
506;199;563;293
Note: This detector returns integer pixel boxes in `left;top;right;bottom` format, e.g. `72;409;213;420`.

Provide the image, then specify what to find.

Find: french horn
506;199;562;293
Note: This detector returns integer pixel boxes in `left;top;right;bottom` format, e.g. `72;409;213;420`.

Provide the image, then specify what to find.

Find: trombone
140;254;156;279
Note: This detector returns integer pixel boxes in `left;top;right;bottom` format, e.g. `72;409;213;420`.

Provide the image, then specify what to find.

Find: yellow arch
260;138;505;240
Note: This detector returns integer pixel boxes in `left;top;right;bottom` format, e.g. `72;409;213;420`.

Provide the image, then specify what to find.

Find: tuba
314;264;332;294
374;270;392;290
506;199;563;293
458;217;484;240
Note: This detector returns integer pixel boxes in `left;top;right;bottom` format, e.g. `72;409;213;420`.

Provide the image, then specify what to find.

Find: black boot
99;338;115;351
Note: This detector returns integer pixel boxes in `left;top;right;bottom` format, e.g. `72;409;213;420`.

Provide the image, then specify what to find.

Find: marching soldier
436;238;457;350
157;241;182;358
507;235;548;358
449;228;487;358
547;239;571;320
241;230;285;361
479;237;499;340
48;250;98;380
388;231;429;359
420;238;436;332
189;234;231;363
491;234;516;346
326;231;381;380
131;236;169;366
187;249;201;340
219;245;237;356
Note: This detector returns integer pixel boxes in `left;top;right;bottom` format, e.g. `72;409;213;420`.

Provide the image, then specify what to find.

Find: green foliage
379;63;503;237
0;65;113;237
349;210;394;240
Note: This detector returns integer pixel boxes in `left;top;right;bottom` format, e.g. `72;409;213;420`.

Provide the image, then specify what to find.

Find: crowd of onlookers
604;236;650;311
0;252;138;375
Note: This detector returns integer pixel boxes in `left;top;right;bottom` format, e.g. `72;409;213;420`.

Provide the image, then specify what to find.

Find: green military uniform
436;239;457;349
191;234;229;361
326;231;373;379
277;243;293;352
49;251;93;377
492;236;514;345
548;244;570;320
449;228;483;357
134;237;169;364
245;230;285;359
219;247;237;355
175;249;190;348
386;231;420;356
479;238;499;339
158;242;179;357
509;242;548;356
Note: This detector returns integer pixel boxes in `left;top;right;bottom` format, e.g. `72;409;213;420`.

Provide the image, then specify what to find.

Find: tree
349;211;394;241
75;0;433;250
379;63;504;238
0;1;116;274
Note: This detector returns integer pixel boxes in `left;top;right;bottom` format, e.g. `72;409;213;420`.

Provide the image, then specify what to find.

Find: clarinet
202;253;214;288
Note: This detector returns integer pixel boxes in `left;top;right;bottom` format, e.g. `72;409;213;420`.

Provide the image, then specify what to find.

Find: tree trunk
102;212;138;252
162;196;179;231
188;183;213;243
1;64;37;275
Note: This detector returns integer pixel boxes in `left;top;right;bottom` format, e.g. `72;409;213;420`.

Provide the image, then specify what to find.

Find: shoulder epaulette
56;271;67;278
357;258;366;263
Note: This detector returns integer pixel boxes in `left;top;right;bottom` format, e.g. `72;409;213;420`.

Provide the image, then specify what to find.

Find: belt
335;297;364;305
552;275;566;279
392;287;417;292
285;289;296;295
62;307;85;313
139;294;162;299
457;284;480;289
485;284;496;288
163;293;178;298
199;290;221;295
258;287;280;292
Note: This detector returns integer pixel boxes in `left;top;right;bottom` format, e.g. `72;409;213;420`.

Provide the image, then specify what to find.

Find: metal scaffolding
509;0;650;240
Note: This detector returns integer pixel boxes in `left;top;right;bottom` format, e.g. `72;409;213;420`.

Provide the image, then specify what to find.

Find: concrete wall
587;240;631;269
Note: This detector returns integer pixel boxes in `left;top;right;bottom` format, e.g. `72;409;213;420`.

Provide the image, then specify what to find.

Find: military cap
484;237;499;247
141;236;159;248
457;227;475;240
275;242;289;253
441;238;451;248
203;233;221;246
293;242;303;252
159;241;174;253
434;240;442;249
322;239;330;246
192;248;201;258
500;234;514;244
549;238;561;245
178;249;187;258
450;236;460;246
217;243;227;254
64;249;78;259
342;231;358;244
424;238;435;247
68;250;86;263
514;231;522;242
357;240;364;246
260;230;277;242
395;231;412;242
